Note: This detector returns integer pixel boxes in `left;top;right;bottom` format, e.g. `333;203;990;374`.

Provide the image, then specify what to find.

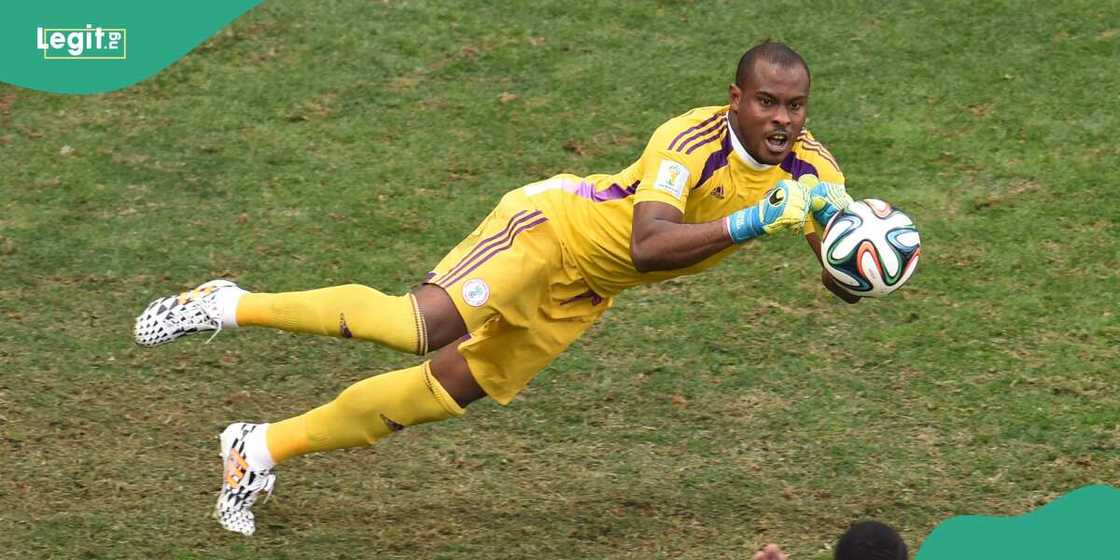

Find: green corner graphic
1;1;262;94
917;485;1120;559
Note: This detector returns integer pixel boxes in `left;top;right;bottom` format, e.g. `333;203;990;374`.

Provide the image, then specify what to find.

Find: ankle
219;286;248;328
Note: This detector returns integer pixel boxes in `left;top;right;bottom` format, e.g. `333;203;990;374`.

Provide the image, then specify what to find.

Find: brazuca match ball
821;199;921;298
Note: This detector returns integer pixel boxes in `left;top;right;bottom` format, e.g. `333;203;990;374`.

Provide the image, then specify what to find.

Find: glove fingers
762;180;810;234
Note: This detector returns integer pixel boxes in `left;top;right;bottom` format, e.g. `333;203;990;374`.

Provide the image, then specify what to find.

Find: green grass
2;1;1119;558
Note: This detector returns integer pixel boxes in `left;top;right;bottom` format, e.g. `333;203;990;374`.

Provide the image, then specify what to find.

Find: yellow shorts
424;188;612;404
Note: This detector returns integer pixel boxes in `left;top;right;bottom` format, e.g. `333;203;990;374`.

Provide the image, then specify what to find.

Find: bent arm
630;201;734;272
806;231;860;303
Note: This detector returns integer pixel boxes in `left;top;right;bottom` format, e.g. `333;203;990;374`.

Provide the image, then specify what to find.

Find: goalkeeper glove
804;177;853;226
725;179;810;243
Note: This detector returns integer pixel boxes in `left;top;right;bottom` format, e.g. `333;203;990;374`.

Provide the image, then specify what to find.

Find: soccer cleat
133;279;239;347
216;422;276;536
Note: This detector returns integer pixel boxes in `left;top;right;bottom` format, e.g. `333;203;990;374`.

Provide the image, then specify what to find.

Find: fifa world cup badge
654;160;689;200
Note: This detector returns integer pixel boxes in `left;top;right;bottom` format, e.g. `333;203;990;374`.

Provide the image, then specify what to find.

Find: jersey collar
726;113;774;171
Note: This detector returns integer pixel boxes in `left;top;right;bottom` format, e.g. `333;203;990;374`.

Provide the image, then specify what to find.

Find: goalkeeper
133;41;856;535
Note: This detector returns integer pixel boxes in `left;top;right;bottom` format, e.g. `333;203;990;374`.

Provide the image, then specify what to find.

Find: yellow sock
235;284;428;354
265;362;464;464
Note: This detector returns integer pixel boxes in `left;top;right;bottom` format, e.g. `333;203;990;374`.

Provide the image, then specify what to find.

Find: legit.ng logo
36;24;127;60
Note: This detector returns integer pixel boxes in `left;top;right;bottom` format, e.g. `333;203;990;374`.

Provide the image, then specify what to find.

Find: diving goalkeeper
133;41;855;535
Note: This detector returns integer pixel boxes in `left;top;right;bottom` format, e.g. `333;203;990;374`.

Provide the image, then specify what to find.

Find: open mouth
765;131;789;153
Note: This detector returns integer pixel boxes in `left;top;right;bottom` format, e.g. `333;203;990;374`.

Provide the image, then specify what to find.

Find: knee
412;284;469;350
430;345;487;408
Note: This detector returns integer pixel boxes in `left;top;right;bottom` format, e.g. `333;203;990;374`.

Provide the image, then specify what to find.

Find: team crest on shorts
462;278;490;307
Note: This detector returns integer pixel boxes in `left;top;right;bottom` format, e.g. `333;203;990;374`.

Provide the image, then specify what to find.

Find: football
821;199;921;298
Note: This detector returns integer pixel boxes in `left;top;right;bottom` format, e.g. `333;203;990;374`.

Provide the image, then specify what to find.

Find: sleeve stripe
799;136;838;162
801;144;841;173
666;111;726;151
682;125;727;155
798;139;841;172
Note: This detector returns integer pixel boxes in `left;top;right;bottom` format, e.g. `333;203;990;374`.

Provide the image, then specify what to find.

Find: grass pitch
1;1;1118;558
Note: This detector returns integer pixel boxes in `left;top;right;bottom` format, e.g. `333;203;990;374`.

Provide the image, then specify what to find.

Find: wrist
726;205;764;244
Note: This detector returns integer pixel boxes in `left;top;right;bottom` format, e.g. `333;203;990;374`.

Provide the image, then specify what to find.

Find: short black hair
834;521;909;560
735;41;810;87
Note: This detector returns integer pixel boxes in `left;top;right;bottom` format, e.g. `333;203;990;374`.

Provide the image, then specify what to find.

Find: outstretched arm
630;180;810;272
630;201;733;272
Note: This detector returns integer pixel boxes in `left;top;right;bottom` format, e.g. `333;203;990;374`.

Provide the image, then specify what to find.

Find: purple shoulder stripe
685;128;727;155
800;143;841;172
692;134;733;191
667;111;725;151
676;118;726;154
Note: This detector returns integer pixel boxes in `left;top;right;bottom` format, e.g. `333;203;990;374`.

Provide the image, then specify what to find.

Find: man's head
728;42;811;165
834;520;909;560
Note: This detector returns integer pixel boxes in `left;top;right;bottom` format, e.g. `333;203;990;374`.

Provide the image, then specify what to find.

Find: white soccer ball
821;199;921;298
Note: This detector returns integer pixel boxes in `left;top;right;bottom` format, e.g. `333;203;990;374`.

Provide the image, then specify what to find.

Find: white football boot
133;280;243;346
216;422;276;536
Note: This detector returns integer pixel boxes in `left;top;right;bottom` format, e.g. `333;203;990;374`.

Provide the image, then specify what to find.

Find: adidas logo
339;313;353;338
380;414;405;432
710;185;725;199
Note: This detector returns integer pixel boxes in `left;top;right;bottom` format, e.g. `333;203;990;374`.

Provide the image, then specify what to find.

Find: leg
411;283;469;355
212;188;557;535
236;282;474;353
216;342;480;536
266;341;482;462
427;334;486;407
135;280;471;354
230;187;537;352
135;189;522;352
235;284;446;355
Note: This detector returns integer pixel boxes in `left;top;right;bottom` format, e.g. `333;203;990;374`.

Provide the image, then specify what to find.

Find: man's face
728;60;810;165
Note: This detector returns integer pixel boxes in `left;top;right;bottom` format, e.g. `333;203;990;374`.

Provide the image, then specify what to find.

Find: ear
728;83;742;111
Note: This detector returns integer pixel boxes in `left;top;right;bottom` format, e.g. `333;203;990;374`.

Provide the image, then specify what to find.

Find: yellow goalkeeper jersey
525;105;845;298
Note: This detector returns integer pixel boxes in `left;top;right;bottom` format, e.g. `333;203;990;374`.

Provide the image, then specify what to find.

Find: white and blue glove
725;179;810;243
